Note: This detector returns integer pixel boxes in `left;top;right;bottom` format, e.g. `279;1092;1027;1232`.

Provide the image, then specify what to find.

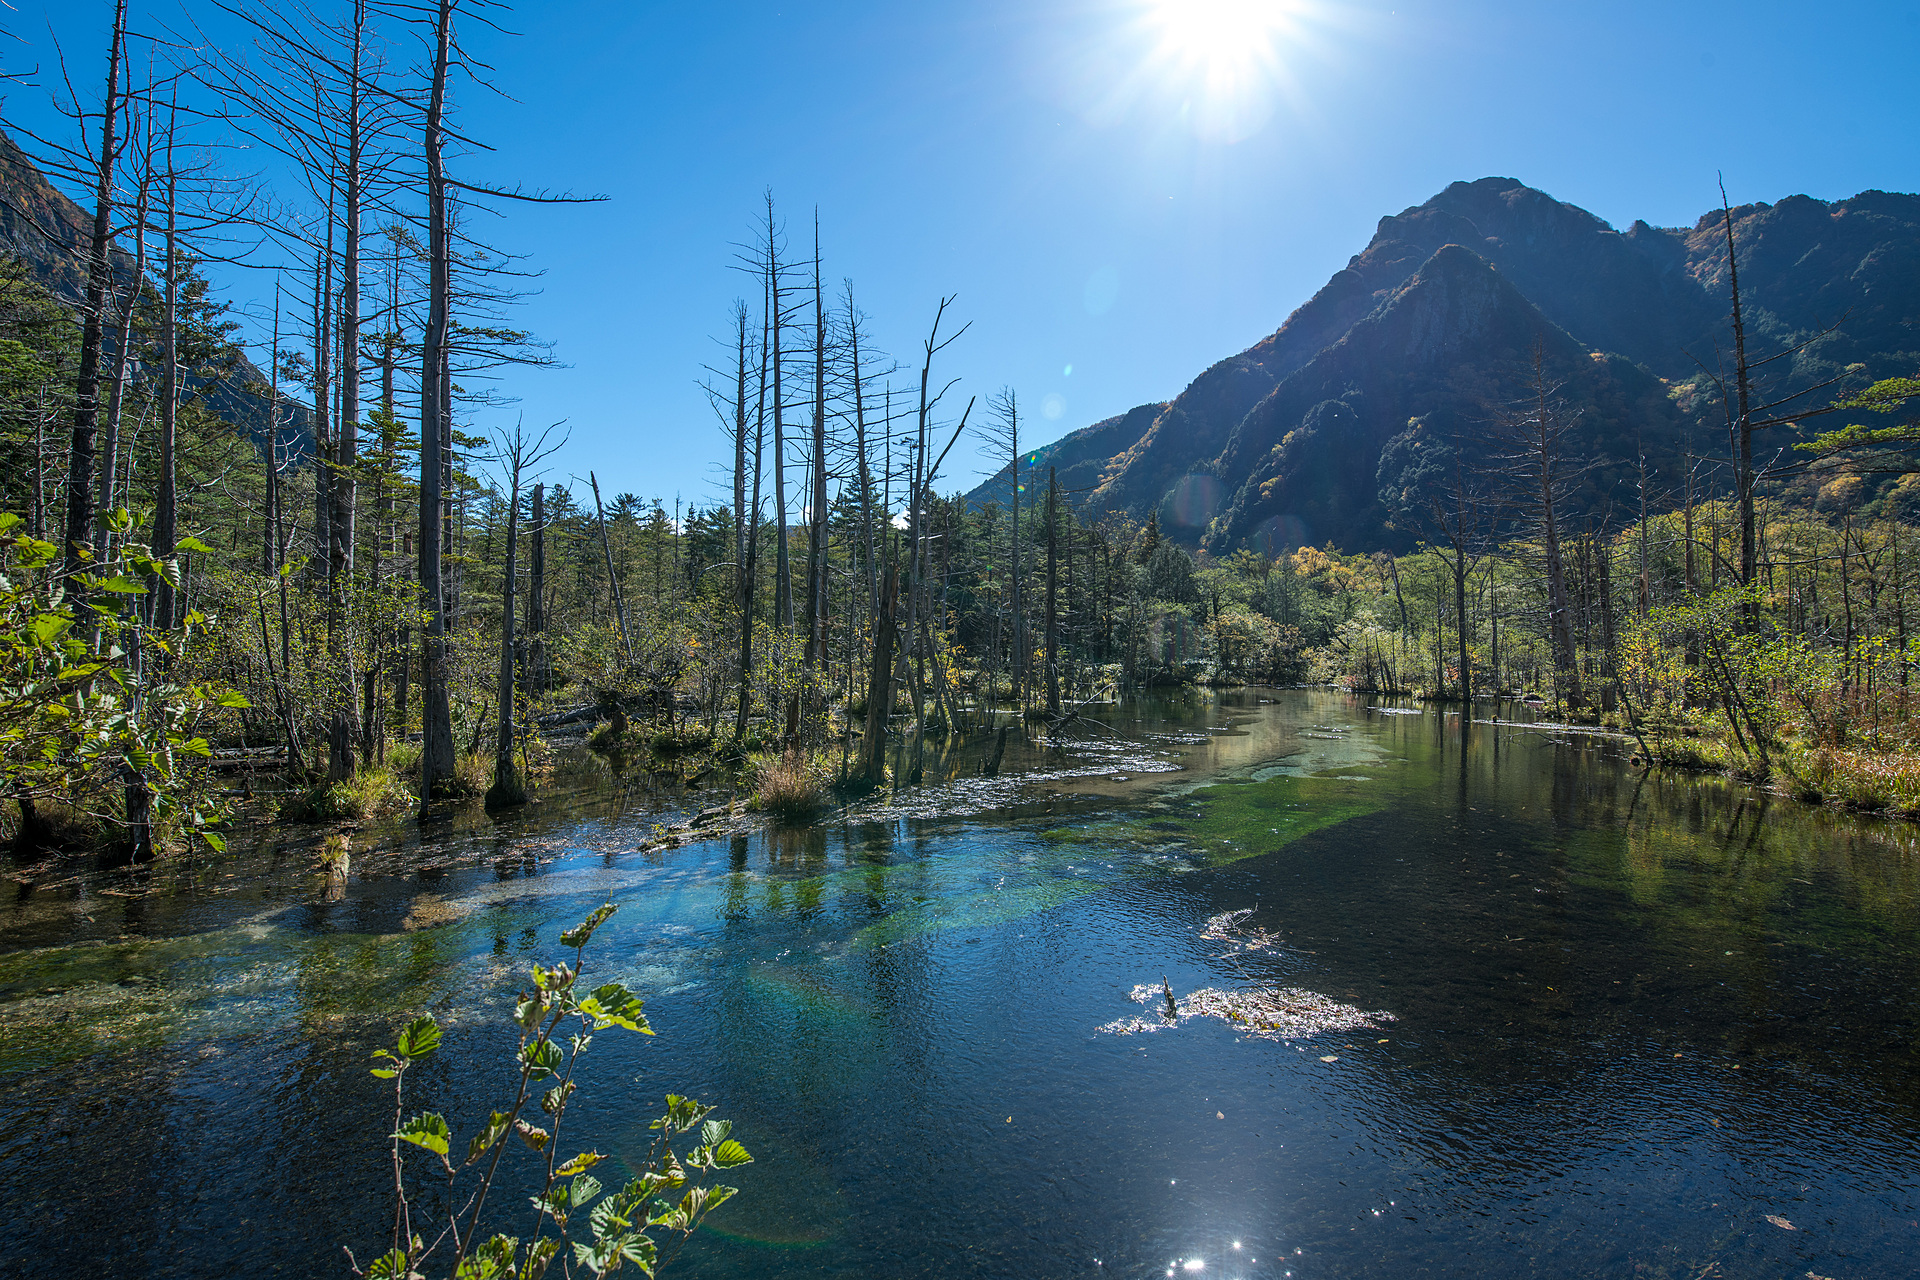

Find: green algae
1045;772;1382;867
847;774;1381;949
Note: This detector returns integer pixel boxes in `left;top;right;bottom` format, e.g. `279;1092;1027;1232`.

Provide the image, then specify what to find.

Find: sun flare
1126;0;1317;141
1148;0;1296;70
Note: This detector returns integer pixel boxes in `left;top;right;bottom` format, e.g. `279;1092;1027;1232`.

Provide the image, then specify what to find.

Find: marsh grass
279;766;414;824
320;832;351;881
750;749;834;822
1789;744;1920;814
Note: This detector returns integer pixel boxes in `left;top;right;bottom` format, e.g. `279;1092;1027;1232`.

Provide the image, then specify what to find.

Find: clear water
2;689;1917;1278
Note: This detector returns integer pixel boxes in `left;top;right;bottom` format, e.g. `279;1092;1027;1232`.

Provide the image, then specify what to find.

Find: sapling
348;902;751;1279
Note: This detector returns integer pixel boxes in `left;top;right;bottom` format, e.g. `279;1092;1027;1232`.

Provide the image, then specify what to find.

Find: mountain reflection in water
0;689;1915;1279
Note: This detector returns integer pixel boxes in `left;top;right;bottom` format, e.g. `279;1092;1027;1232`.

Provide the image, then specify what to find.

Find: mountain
967;178;1920;552
0;128;306;455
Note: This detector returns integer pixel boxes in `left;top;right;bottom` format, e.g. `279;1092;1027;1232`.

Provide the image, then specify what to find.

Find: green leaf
541;1081;576;1115
560;902;617;948
99;575;149;594
579;982;650;1034
366;1248;412;1280
617;1234;657;1275
571;1173;603;1208
570;1239;618;1277
395;1112;451;1158
519;1238;560;1280
466;1111;512;1166
699;1119;730;1148
397;1013;441;1060
369;1068;398;1079
27;613;71;645
710;1139;753;1170
651;1094;712;1136
519;1038;564;1080
456;1234;519;1280
555;1150;603;1178
215;690;252;708
175;535;216;554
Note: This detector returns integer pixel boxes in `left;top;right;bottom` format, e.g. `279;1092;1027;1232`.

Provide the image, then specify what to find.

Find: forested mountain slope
0;127;303;454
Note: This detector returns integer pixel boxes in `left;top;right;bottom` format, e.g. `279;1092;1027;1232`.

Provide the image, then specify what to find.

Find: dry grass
750;749;833;823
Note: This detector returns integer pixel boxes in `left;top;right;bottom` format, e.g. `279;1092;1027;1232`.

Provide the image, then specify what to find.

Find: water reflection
1;690;1916;1278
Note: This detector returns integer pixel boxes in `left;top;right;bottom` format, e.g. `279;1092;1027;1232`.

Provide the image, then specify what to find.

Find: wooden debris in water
1199;908;1283;954
1102;907;1392;1042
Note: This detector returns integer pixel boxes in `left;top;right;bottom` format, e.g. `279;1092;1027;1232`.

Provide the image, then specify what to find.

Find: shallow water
2;689;1917;1278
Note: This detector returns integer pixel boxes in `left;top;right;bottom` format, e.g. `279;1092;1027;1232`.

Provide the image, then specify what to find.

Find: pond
2;688;1917;1279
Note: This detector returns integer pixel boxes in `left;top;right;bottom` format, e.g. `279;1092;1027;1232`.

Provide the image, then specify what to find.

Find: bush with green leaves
0;509;243;851
349;903;751;1280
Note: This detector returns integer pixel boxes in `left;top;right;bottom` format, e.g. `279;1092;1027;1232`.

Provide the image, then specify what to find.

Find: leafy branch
346;902;751;1280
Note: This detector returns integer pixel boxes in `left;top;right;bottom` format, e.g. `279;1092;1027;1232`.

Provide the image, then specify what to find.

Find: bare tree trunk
735;308;768;744
859;566;899;785
804;216;829;677
527;482;547;693
154;116;181;631
590;472;632;659
1453;550;1470;700
1045;465;1060;717
327;2;369;780
61;0;128;584
767;196;791;631
97;121;151;557
1722;181;1757;595
731;298;749;654
487;449;525;809
313;228;334;584
417;0;458;801
845;288;877;617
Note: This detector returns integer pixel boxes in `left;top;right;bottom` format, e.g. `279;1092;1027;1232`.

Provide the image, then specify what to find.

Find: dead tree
1045;464;1060;717
1491;340;1585;707
486;418;563;810
58;0;129;583
986;386;1024;709
416;0;458;798
526;480;547;693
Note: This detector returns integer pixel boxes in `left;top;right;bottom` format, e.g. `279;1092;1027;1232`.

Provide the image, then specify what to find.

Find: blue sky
10;0;1919;509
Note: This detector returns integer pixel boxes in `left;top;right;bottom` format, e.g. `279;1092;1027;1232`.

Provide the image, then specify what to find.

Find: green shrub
348;902;751;1278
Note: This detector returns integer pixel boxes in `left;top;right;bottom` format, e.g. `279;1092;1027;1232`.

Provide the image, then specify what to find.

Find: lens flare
1155;0;1308;138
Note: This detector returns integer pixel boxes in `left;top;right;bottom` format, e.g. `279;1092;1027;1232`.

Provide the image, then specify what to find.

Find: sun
1127;0;1315;140
1147;0;1297;72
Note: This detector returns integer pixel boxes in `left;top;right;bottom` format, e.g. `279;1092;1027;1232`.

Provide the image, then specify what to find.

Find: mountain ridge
968;178;1920;552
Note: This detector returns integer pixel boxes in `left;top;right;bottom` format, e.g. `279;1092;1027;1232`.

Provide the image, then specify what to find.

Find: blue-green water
2;689;1917;1278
